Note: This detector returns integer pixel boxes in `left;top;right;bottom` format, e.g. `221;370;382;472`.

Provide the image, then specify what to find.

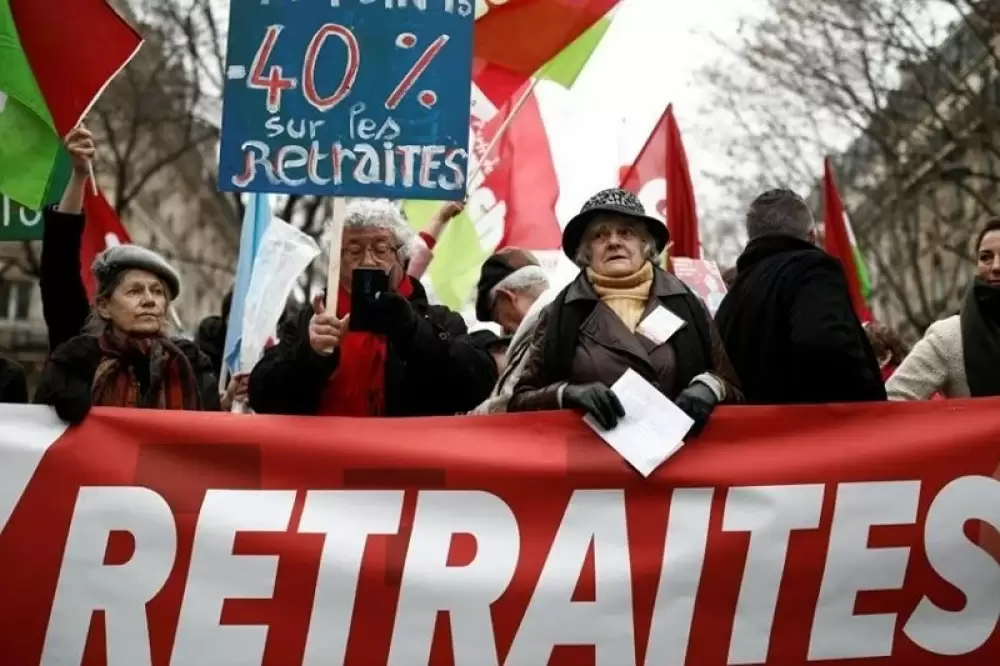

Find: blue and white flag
222;193;271;380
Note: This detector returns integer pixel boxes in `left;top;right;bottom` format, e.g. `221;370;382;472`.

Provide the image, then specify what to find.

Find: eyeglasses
343;242;400;262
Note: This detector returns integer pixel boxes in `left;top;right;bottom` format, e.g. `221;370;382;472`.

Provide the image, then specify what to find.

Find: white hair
341;198;415;260
573;218;659;268
489;265;549;303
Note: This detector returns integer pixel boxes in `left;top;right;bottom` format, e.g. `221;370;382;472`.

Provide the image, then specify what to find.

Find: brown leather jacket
509;268;742;411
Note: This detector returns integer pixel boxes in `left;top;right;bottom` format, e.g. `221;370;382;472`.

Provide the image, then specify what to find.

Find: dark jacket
40;207;234;380
0;356;28;404
33;335;221;423
248;280;498;416
509;266;742;411
40;207;90;352
195;315;226;378
714;235;885;404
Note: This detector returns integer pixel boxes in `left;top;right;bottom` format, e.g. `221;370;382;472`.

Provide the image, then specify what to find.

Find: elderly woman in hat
509;188;741;434
34;246;220;423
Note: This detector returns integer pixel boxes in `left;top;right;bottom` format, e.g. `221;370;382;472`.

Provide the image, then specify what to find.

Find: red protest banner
0;401;998;665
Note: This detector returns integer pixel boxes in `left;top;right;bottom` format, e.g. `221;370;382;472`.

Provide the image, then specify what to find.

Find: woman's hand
675;382;720;437
65;125;95;176
562;382;625;430
57;126;96;214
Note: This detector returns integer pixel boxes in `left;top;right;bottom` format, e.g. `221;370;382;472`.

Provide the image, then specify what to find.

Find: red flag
11;0;143;135
472;61;529;110
823;157;871;322
474;0;619;81
619;105;700;258
80;187;131;299
473;82;561;250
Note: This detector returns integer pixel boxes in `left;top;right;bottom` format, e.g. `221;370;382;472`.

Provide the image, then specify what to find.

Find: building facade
826;15;1000;338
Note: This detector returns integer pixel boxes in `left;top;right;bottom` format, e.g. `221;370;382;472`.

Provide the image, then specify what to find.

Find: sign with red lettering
1;402;999;664
218;0;475;201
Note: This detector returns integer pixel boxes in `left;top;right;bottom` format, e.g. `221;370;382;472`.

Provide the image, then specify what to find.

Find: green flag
0;0;62;209
404;200;490;310
540;16;612;89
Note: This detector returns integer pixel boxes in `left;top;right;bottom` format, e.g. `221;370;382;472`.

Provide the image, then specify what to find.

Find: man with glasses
248;200;498;417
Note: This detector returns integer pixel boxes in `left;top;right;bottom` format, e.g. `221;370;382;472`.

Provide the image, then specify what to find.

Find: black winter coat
40;207;90;352
0;356;28;404
714;235;885;405
248;281;498;416
33;335;222;423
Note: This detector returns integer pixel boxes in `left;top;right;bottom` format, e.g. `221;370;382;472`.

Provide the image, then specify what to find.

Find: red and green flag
0;0;142;209
823;156;872;322
473;2;616;106
474;0;619;81
406;3;616;309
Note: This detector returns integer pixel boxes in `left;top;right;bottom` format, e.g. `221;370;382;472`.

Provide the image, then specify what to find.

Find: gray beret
91;245;181;300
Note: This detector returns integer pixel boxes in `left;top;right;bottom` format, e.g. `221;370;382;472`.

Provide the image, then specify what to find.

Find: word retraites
40;477;1000;664
235;103;466;193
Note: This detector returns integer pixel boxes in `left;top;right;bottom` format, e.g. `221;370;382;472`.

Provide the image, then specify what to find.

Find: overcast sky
532;0;763;272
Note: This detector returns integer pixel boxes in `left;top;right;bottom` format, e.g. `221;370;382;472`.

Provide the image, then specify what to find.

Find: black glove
674;381;719;438
563;382;625;430
364;292;418;340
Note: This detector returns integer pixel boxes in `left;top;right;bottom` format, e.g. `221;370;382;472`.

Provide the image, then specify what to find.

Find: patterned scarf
318;275;414;417
91;331;201;410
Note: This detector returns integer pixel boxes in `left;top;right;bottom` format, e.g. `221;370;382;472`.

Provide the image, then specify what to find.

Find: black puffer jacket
33;335;221;423
248;281;497;416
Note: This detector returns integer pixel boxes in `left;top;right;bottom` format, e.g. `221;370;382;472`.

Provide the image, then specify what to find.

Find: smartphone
349;267;390;332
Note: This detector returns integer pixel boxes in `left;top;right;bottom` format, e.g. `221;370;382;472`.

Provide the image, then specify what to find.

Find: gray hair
489;265;549;303
342;199;415;261
573;217;659;268
745;189;815;241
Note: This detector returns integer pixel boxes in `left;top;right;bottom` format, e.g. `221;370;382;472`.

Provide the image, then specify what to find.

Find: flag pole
87;163;98;195
324;197;347;316
466;71;546;187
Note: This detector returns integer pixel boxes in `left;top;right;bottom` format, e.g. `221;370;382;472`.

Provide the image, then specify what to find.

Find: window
0;278;33;322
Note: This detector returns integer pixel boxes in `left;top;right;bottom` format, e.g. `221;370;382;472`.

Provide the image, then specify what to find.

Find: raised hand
64;125;95;176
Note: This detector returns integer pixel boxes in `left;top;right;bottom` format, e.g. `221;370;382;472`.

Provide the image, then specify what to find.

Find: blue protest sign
219;0;474;202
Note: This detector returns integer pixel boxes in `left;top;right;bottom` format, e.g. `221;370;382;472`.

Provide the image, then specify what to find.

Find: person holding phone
248;199;498;417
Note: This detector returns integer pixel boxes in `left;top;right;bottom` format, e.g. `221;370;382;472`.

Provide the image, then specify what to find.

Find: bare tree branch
696;0;998;337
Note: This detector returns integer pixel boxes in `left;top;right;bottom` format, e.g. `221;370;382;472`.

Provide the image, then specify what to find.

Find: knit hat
474;248;541;322
562;187;669;260
92;245;181;300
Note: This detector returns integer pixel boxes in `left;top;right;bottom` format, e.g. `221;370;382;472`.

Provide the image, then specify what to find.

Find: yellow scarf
587;262;654;332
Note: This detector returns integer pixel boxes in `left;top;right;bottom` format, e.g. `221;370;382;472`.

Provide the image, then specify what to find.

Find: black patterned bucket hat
562;187;669;260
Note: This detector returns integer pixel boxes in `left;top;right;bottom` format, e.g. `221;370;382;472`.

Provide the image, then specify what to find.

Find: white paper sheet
637;306;686;346
584;368;695;477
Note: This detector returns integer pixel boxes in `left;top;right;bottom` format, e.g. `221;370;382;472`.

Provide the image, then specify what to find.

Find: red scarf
318;276;413;416
92;331;201;410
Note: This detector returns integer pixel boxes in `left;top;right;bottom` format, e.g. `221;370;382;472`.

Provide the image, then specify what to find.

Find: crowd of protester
2;131;999;432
